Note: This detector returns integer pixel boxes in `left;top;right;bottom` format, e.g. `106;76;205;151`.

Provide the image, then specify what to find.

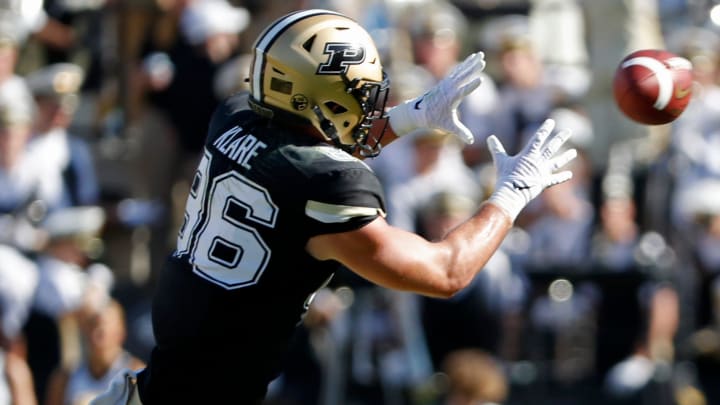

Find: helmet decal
317;43;366;75
252;9;343;101
291;94;309;111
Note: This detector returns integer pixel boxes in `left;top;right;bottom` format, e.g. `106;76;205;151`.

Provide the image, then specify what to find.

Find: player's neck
270;120;327;144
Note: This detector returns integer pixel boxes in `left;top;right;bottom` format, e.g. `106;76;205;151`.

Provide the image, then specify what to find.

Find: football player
92;8;577;405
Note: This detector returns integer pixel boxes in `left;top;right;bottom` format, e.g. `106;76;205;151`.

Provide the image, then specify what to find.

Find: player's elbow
435;275;472;299
429;250;476;299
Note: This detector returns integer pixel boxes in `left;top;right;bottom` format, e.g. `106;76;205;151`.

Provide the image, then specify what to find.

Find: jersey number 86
175;151;279;289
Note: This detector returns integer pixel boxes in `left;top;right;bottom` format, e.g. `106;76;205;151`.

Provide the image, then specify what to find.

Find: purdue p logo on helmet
249;9;389;156
317;43;366;75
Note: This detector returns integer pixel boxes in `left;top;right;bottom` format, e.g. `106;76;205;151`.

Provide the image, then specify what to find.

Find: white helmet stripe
252;9;344;101
621;56;673;110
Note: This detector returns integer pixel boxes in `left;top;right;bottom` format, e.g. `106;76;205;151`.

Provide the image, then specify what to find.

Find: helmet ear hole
324;101;348;114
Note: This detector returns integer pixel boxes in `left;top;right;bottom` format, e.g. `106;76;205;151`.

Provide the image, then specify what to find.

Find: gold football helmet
249;9;389;156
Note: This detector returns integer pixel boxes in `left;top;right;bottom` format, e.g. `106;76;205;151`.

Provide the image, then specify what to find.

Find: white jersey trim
305;200;385;223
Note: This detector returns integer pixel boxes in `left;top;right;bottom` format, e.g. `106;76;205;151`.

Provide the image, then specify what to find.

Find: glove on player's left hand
487;119;577;221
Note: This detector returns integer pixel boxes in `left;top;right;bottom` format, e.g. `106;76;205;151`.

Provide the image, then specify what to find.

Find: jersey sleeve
285;146;387;237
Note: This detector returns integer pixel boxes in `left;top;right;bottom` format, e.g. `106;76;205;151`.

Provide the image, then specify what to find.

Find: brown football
613;49;694;125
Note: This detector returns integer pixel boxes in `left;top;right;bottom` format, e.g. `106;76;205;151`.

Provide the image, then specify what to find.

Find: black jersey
137;93;386;404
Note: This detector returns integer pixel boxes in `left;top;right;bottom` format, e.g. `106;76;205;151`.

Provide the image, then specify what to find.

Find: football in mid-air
612;49;694;125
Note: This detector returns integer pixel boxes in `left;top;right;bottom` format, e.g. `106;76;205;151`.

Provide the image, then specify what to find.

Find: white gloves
387;52;486;144
488;119;577;221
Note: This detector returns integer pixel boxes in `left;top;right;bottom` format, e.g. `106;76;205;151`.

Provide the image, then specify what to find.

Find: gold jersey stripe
305;200;386;223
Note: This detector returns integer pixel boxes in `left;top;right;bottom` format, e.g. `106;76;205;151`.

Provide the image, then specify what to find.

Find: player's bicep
306;216;455;297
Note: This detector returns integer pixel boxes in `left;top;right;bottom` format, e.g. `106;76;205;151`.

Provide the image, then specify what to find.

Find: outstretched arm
308;119;577;298
308;202;510;298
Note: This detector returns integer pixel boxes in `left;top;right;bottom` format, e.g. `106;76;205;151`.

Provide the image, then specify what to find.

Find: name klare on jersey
213;125;268;169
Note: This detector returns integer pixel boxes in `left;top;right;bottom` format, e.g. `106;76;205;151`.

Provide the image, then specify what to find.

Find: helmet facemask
312;72;390;157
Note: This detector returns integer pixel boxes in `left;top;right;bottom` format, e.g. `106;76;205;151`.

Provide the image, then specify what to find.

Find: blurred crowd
2;0;720;404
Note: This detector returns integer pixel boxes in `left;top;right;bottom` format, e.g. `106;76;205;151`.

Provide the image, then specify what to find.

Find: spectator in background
0;245;39;405
32;0;108;93
0;312;37;405
0;10;33;188
0;351;36;405
593;148;682;402
140;0;249;156
386;131;481;233
0;10;31;96
440;348;508;405
0;78;38;213
520;108;595;267
265;285;351;405
514;110;598;386
658;27;720;404
367;0;499;188
641;26;720;236
0;75;52;254
673;180;720;404
25;206;114;402
591;184;639;273
26;62;99;209
212;52;252;101
603;288;681;405
0;8;66;254
580;0;666;172
0;244;39;352
527;0;591;104
45;299;144;405
666;27;720;203
362;66;435;191
481;15;559;158
403;0;499;168
0;0;76;55
418;191;526;368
